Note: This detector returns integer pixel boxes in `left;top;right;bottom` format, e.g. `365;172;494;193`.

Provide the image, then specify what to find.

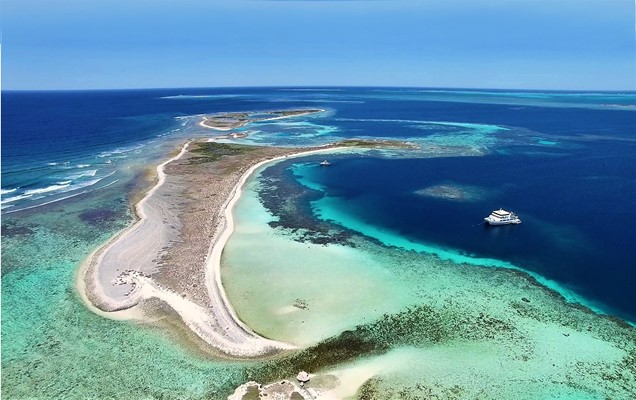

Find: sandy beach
198;120;237;131
78;139;346;358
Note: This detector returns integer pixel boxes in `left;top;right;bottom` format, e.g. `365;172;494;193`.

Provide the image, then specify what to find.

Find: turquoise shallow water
223;158;636;398
302;179;625;319
1;191;246;399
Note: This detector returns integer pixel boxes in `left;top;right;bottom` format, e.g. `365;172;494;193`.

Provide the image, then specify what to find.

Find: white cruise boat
319;160;331;166
484;209;521;225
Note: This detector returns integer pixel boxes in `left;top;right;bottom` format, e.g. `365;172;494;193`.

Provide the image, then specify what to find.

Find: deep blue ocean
3;87;636;323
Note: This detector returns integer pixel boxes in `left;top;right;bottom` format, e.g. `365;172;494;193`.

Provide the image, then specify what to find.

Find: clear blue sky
2;0;635;90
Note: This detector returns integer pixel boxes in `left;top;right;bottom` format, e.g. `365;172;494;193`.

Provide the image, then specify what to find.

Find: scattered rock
293;299;309;310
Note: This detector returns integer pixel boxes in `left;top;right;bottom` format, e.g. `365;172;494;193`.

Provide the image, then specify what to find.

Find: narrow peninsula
79;125;412;358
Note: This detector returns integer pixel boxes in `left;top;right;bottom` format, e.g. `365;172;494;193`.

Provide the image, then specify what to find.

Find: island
78;136;415;358
199;109;325;131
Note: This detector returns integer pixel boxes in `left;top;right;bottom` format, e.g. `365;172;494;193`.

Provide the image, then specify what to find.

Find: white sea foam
2;178;120;214
3;191;87;214
61;171;116;193
47;161;74;169
160;94;245;100
1;188;18;195
23;184;71;196
1;193;33;204
1;171;116;209
76;164;91;168
98;144;145;158
66;178;105;192
65;169;98;180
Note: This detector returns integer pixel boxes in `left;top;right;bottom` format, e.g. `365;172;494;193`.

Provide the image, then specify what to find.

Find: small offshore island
77;110;636;399
199;109;324;131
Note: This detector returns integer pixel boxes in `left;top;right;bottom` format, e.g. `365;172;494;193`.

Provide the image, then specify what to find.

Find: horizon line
3;84;636;94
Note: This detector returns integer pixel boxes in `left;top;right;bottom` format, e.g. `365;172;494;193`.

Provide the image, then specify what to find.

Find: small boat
320;160;331;166
484;209;521;225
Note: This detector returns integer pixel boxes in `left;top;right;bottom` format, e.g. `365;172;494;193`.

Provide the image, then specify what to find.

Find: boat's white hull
484;217;522;226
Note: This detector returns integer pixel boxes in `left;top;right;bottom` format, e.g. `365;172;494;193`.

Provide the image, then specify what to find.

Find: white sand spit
78;140;344;357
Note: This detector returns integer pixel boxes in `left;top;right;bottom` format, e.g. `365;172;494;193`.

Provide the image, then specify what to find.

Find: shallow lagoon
223;154;636;398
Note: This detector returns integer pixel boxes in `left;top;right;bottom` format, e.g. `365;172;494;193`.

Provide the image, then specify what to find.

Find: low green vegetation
188;142;256;164
271;109;322;117
335;139;418;149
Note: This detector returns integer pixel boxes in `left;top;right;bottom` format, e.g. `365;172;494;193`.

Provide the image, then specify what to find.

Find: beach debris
228;380;313;400
113;270;151;296
293;298;309;310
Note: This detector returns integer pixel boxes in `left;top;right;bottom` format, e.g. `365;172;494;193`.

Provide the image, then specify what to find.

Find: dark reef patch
357;377;468;400
247;303;517;384
247;329;383;384
1;222;36;238
257;160;355;247
78;208;120;226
